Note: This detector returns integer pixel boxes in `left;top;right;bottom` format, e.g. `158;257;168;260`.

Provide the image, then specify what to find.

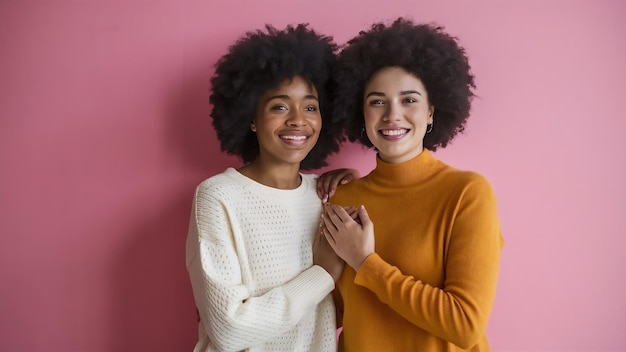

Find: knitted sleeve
354;176;503;349
186;182;334;351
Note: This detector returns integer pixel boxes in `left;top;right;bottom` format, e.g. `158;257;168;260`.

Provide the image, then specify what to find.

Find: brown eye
271;105;287;111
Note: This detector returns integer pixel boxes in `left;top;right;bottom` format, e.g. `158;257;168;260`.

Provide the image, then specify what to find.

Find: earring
426;122;433;134
426;110;435;134
360;126;365;139
250;124;256;132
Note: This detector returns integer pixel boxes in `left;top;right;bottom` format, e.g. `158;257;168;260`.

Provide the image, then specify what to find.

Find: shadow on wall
109;49;235;349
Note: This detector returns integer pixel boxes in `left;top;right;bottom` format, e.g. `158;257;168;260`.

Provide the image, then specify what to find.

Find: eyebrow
264;94;319;103
365;90;423;98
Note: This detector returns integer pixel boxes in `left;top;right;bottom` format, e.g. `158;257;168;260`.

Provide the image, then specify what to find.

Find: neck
378;146;424;164
371;149;439;187
238;160;302;189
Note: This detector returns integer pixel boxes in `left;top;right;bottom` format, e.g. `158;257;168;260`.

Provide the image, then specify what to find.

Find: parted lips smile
380;128;409;137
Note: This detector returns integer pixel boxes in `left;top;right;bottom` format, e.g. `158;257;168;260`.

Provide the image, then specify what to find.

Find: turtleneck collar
368;149;441;188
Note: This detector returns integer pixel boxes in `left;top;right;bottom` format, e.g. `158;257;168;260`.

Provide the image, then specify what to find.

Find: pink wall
1;0;625;350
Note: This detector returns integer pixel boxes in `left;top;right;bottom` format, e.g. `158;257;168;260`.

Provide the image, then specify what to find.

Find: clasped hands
314;203;375;279
313;168;374;280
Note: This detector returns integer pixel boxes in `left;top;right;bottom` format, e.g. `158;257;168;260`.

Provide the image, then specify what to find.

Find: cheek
408;107;430;124
310;114;322;130
363;111;377;129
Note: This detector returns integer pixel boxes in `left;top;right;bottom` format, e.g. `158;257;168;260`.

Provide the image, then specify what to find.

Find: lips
279;132;311;146
380;128;409;137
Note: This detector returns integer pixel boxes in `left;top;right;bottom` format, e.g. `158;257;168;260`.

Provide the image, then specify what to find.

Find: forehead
366;66;426;92
264;75;318;96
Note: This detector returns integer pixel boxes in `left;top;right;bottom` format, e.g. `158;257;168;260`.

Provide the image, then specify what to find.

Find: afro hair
332;17;476;151
209;23;342;170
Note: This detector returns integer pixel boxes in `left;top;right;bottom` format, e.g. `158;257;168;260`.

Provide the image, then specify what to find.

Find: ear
428;106;435;124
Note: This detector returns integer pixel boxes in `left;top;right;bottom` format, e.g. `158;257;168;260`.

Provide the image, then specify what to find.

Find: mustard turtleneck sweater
330;149;504;351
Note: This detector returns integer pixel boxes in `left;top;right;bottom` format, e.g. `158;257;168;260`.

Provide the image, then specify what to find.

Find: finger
319;231;333;249
328;204;354;224
322;212;338;232
328;170;351;198
316;178;325;200
358;205;372;226
324;206;342;228
341;168;360;184
326;175;340;199
317;173;335;200
323;174;334;198
322;227;336;245
340;173;354;185
343;206;358;220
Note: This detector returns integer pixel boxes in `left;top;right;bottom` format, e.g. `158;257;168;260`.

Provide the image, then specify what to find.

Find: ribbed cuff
354;253;390;290
282;265;334;310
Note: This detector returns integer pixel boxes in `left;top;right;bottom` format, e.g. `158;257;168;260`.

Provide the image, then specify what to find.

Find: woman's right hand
316;168;360;202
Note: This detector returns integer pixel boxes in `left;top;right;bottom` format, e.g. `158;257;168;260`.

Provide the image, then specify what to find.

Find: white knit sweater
186;168;337;352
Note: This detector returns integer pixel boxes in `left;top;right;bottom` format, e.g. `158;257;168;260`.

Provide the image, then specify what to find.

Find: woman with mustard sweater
321;18;504;351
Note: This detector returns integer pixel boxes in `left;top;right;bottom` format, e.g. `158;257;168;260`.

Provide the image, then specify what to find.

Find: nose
382;102;401;122
286;109;307;126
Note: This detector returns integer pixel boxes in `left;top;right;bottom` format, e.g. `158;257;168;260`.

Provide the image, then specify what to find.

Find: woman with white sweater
185;24;354;352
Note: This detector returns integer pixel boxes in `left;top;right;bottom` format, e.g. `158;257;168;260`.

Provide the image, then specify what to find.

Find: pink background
1;0;625;351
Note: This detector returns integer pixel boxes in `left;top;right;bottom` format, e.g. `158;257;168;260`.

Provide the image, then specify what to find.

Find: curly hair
209;24;342;170
332;18;476;151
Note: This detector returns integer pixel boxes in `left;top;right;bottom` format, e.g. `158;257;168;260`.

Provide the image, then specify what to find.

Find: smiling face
252;75;322;167
363;66;434;164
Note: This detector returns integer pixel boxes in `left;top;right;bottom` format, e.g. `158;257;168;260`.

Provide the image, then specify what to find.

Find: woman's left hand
322;204;374;271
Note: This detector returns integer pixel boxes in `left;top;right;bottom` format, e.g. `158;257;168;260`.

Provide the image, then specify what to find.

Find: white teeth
381;129;408;136
281;135;307;140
